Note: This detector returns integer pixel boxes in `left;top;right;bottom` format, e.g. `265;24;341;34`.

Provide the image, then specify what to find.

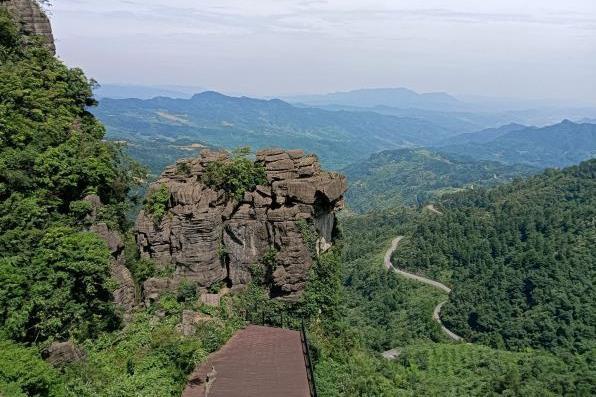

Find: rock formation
1;0;55;53
135;148;346;301
43;341;85;367
84;195;137;320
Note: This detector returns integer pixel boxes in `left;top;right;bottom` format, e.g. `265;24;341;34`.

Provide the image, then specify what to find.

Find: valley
383;236;463;342
1;3;595;396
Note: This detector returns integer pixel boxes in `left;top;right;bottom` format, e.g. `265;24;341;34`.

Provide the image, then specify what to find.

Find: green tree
0;227;116;343
202;147;267;200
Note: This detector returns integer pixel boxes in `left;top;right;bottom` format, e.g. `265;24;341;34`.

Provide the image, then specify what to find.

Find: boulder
176;310;213;336
44;341;84;366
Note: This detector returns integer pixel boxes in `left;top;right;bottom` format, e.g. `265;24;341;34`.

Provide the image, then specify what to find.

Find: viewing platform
182;325;314;397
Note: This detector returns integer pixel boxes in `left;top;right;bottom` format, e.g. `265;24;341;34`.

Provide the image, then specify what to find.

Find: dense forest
0;7;141;345
312;209;595;396
343;148;535;212
393;160;596;355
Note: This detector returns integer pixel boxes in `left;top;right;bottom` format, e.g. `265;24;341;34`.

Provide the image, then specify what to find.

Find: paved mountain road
384;237;463;343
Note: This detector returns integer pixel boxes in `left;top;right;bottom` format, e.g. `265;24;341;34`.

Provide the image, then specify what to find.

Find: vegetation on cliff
202;146;267;200
143;184;170;223
0;8;143;345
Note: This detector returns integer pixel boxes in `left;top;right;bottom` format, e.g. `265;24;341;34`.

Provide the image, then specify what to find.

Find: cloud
53;0;596;41
50;0;596;102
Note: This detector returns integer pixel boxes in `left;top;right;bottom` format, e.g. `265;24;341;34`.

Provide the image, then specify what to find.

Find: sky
49;0;596;104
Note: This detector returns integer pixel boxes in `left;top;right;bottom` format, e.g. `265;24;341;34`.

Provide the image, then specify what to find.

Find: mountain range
285;87;596;119
285;87;461;111
436;120;596;168
93;84;204;99
93;91;462;170
94;90;596;174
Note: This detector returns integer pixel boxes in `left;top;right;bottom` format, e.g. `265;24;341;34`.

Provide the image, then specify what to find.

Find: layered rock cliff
135;148;347;300
1;0;55;53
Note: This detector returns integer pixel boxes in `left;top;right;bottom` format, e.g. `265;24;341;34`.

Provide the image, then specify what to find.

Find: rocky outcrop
135;149;346;301
1;0;55;53
43;341;85;366
84;195;137;319
176;310;213;337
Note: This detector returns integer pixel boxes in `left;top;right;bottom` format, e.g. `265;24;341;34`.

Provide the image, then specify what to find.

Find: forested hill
393;159;596;354
437;120;596;168
93;91;458;170
342;148;536;212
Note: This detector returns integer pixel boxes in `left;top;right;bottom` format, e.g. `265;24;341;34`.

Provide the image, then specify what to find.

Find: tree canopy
0;7;143;343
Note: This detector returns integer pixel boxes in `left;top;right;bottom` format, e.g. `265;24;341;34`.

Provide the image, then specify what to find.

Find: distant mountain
342;148;536;213
285;88;461;111
93;84;204;99
93;91;459;171
436;123;528;146
438;120;596;168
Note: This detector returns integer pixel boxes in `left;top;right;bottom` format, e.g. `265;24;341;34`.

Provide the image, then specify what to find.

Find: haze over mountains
94;91;459;170
93;88;596;175
285;88;461;112
93;84;205;100
437;120;596;168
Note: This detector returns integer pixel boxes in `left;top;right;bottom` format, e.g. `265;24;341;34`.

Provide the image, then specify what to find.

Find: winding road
384;237;463;342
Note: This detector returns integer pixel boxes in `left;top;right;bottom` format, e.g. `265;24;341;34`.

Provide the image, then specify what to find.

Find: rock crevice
135;148;347;300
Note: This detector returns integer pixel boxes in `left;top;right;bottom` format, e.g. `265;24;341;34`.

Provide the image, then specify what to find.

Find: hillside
311;209;595;395
438;120;596;168
393;159;596;354
437;122;528;145
93;91;457;170
342;148;536;212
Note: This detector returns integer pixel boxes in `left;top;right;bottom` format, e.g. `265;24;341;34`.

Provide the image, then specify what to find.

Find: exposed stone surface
135;149;346;300
176;310;213;337
84;195;137;319
1;0;55;53
44;341;85;366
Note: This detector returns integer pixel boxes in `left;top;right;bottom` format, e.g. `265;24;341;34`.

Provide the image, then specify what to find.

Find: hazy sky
50;0;596;103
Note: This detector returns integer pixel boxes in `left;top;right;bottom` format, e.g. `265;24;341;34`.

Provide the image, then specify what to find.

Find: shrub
177;281;197;303
68;200;93;222
0;339;65;397
176;162;191;176
144;185;170;223
296;219;318;257
129;258;156;285
202;147;267;200
207;281;225;294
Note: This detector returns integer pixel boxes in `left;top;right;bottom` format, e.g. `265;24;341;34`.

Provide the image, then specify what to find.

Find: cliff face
1;0;55;53
135;149;347;300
